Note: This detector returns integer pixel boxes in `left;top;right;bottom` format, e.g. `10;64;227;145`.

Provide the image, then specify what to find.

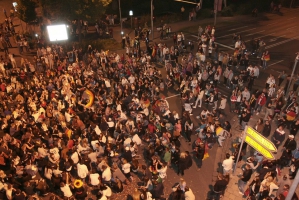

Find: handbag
244;187;250;197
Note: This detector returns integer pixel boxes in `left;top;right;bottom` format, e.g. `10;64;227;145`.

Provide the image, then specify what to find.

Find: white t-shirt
102;168;112;181
77;163;89;179
90;173;100;186
61;184;73;197
122;163;131;174
222;157;234;171
71;151;79;164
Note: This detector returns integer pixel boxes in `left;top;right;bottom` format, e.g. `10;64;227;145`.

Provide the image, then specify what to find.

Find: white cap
289;135;295;139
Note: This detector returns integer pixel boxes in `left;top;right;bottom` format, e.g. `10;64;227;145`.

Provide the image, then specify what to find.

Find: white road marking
245;30;265;36
244;33;275;42
217;28;257;39
266;35;299;49
229;26;248;31
165;94;180;99
287;17;297;20
268;60;284;67
190;34;235;50
214;42;235;50
287;26;297;30
269;35;286;42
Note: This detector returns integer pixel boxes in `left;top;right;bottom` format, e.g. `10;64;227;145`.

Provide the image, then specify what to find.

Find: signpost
245;126;277;152
233;126;277;174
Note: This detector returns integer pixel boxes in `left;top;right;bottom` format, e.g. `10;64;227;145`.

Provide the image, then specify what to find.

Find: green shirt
163;151;171;162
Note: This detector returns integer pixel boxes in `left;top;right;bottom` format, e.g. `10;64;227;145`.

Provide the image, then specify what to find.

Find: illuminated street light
129;10;133;28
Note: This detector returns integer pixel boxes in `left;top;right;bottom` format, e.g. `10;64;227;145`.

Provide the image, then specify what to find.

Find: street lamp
151;0;154;41
287;53;299;94
129;10;133;29
118;0;123;35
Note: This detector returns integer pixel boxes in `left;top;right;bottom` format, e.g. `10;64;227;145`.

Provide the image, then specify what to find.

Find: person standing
278;70;287;86
177;152;188;176
184;120;193;144
272;125;286;150
283;134;297;152
255;92;267;115
238;164;253;195
218;95;227;115
222;153;234;175
262;120;272;138
240;109;251;130
213;173;229;199
194;142;205;171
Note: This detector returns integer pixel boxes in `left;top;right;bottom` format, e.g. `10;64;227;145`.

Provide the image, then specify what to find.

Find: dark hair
226;153;230;159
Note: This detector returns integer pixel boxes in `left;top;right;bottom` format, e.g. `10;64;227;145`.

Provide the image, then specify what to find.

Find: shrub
221;6;234;17
235;2;254;15
199;8;213;18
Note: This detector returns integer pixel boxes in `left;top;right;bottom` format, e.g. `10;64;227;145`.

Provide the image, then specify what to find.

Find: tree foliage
41;0;112;21
16;0;37;23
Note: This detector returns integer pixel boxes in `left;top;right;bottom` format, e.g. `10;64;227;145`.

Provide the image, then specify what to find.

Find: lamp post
129;10;133;29
214;0;219;26
118;0;122;34
287;54;299;94
151;0;154;41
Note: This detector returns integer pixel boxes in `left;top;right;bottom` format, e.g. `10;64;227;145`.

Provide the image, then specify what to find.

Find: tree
16;0;37;23
41;0;112;22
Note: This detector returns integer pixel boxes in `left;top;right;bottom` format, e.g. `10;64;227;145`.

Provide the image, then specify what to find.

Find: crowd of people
0;4;298;199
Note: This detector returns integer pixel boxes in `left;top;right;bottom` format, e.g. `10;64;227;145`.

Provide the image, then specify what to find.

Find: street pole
118;0;122;34
290;0;294;8
287;56;299;94
214;0;218;26
286;170;299;200
151;0;154;41
233;130;245;175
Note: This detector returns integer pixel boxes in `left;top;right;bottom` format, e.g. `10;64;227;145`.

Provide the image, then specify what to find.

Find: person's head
283;184;290;191
226;153;230;159
289;134;295;140
132;188;141;200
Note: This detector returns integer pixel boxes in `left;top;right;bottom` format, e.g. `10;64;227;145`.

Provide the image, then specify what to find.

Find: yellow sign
245;136;275;160
246;126;277;151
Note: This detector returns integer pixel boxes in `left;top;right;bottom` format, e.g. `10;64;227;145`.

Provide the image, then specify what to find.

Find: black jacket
241;168;252;182
283;138;297;151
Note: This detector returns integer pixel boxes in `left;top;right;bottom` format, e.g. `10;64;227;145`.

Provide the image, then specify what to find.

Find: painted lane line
214;42;235;50
245;30;265;36
266;22;276;26
269;35;286;42
287;17;297;20
190;34;235;50
165;94;180;99
244;33;276;43
268;60;284;67
287;26;297;30
266;35;299;49
217;28;257;39
229;26;248;31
